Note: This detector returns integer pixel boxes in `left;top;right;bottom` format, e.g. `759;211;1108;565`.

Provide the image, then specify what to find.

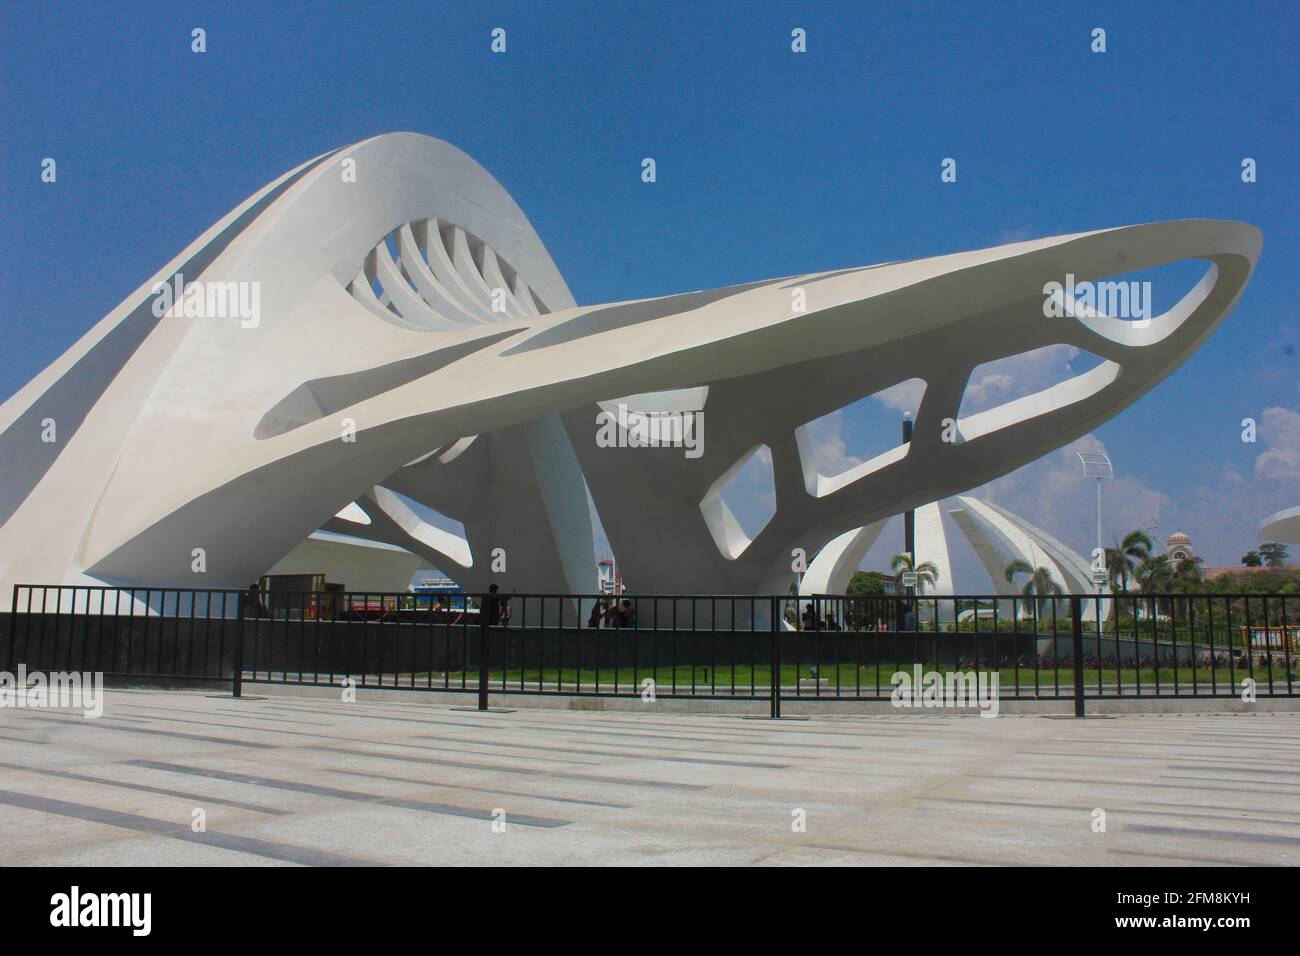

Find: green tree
844;571;887;629
846;571;887;595
1241;549;1263;567
1259;542;1289;568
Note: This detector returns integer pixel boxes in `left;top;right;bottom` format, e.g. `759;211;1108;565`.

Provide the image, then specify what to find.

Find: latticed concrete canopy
0;133;1262;608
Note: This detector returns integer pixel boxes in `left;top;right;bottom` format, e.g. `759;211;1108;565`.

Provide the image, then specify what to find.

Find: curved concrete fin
254;328;522;439
800;519;888;595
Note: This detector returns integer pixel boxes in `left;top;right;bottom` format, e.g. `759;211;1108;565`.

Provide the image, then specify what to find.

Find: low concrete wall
4;613;1053;678
2;611;242;680
248;681;1300;716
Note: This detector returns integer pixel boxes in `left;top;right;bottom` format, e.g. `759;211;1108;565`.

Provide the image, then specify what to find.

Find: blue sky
1;0;1295;579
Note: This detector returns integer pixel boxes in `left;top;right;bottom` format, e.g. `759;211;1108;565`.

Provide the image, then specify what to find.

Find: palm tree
1103;545;1130;594
1173;555;1203;585
1110;529;1154;591
1004;559;1063;617
1135;553;1174;620
890;553;938;594
1136;553;1173;591
1104;529;1153;620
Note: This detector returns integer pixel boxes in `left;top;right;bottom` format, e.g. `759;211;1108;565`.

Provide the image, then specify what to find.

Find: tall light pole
1075;451;1113;596
902;412;915;604
902;412;915;561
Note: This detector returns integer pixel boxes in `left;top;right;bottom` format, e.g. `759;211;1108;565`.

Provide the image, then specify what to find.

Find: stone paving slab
1;689;1297;866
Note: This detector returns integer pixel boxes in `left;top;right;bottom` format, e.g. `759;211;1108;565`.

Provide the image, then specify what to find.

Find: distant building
412;575;460;593
1204;565;1297;582
1166;531;1194;562
266;531;423;595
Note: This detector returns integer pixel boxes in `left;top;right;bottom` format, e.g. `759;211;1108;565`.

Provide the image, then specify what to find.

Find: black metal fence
5;585;1297;716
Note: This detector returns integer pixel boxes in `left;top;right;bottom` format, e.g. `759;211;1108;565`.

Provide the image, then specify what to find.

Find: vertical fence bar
1171;594;1180;696
1261;595;1274;696
233;590;245;698
6;585;17;670
1207;595;1217;696
1244;596;1255;691
1051;598;1060;698
1282;595;1294;696
477;594;490;711
770;595;781;719
1071;596;1085;718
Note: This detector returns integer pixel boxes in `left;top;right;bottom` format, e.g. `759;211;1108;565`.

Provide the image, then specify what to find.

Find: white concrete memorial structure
0;133;1261;609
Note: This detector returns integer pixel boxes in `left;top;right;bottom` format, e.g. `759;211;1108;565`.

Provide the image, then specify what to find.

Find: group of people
799;601;918;631
588;599;637;628
800;603;843;631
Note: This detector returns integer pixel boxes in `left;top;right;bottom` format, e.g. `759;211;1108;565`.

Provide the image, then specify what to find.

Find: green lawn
418;662;1295;692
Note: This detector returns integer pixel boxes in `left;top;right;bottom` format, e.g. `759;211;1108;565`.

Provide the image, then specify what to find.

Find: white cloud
958;344;1096;417
872;378;925;414
871;346;1099;419
1255;406;1300;481
801;410;864;476
961;371;1015;408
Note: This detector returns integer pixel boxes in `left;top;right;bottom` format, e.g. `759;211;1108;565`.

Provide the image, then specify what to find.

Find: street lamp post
902;412;915;605
1075;451;1114;598
902;411;915;563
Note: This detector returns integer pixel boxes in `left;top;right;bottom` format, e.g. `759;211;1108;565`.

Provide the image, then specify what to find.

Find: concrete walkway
1;689;1297;865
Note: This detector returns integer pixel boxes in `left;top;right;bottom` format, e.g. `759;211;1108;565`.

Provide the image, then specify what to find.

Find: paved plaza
1;689;1297;866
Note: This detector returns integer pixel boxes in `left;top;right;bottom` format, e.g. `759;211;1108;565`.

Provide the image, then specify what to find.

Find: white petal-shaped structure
800;497;1101;620
949;496;1102;621
1259;506;1300;545
0;132;1262;608
797;521;889;596
914;503;955;598
797;504;953;598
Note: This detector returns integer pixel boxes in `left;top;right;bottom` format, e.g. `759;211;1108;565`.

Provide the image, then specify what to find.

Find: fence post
1070;596;1085;718
770;595;781;719
477;594;490;711
6;584;18;671
233;590;245;699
